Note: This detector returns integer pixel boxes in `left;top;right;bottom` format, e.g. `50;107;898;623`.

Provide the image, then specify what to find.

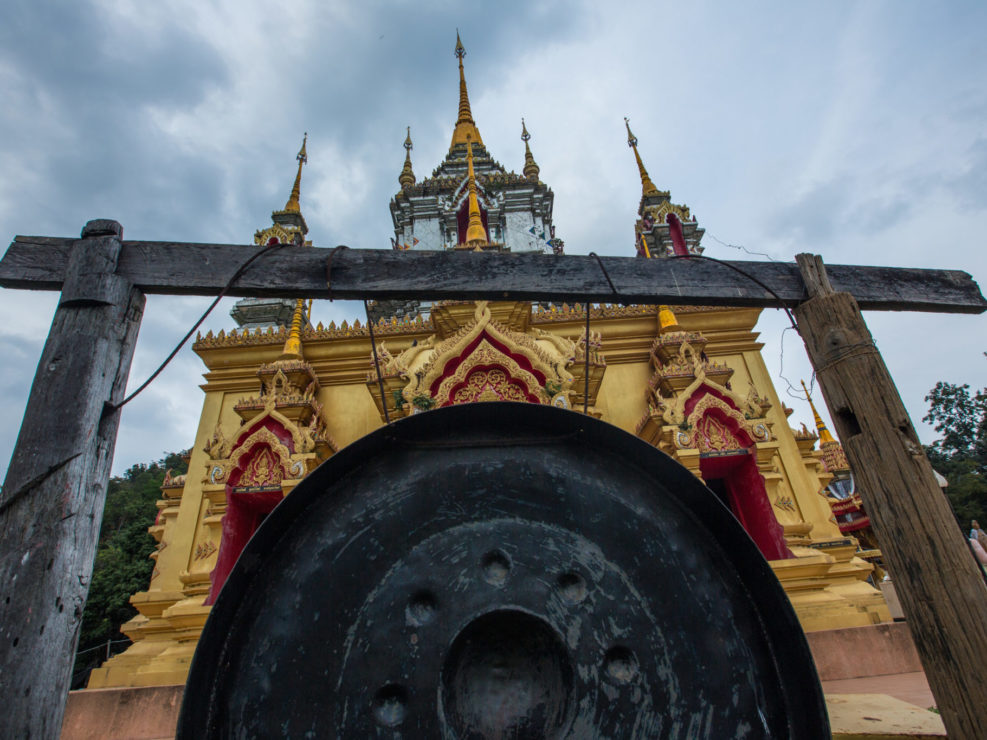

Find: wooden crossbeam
2;236;985;312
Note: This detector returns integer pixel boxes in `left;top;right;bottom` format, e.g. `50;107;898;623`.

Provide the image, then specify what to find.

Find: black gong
178;402;829;738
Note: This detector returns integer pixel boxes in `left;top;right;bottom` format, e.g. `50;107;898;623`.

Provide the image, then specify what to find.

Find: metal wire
670;253;798;330
107;244;282;414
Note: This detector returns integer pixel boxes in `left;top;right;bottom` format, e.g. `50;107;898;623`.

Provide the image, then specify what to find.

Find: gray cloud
1;1;986;477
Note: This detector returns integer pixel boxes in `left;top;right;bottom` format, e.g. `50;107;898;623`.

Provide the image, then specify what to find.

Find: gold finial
450;32;484;149
624;117;659;196
658;305;680;332
399;126;416;188
521;118;540;182
801;380;836;445
281;299;306;358
464;140;488;246
283;132;308;213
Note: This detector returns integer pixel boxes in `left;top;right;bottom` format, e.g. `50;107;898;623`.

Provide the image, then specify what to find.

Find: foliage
923;378;987;528
411;394;436;411
391;389;406;411
72;452;188;686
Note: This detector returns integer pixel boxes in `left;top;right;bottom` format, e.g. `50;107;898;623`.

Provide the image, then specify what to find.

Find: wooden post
795;253;987;739
0;220;144;739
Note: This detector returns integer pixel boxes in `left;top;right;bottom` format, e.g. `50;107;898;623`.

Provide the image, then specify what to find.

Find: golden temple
88;35;889;690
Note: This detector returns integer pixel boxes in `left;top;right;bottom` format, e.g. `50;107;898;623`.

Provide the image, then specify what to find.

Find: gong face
179;403;828;739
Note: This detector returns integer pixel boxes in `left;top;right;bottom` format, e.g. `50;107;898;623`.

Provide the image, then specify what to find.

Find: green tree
72;452;188;686
923;378;987;528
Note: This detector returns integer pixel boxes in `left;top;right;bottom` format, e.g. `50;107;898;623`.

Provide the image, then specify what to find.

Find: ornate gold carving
194;541;217;560
451;367;532;404
204;423;232;460
774;496;797;513
393;301;579;409
694;414;741;453
253;223;309;248
641;199;692;225
821;442;850;474
432;339;545;405
161;469;186;489
239;446;284;487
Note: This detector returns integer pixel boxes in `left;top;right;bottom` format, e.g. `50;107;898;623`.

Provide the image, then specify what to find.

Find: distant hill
72;452;188;688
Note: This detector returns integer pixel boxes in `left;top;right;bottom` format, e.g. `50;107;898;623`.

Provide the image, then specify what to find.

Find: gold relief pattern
688;393;748;435
774;496;797;513
239;446;284;487
194;541;217;561
398;302;577;408
205;425;292;485
638;318;776;450
253;223;309;247
642;199;693;226
451;367;532;404
821;442;850;474
195;314;430;348
431;341;545;406
204;423;232;460
694;414;740;453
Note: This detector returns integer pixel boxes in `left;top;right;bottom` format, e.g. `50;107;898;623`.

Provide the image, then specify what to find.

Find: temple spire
399;126;416;188
280;299;311;359
283;132;308;213
801;380;836;445
450;31;484;150
624;118;659;196
464;140;488;247
521;118;540;182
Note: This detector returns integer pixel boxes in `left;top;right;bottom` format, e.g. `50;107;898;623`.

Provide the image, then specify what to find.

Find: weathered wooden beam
794;253;987;740
1;236;984;313
0;221;145;738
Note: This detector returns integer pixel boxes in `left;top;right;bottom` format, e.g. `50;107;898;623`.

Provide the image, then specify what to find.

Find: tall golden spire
399;126;416;188
521;118;540;182
801;380;836;445
283;132;308;213
624;118;659;196
464;140;488;246
450;31;484;149
280;299;308;359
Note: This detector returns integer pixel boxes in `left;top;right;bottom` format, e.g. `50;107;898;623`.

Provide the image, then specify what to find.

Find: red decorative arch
207;417;295;604
444;363;543;405
429;330;546;405
686;386;792;562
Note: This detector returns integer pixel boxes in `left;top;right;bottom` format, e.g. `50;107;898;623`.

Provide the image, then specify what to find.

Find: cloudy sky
1;0;985;477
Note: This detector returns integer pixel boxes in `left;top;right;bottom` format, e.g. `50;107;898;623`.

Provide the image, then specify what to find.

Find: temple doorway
699;450;791;562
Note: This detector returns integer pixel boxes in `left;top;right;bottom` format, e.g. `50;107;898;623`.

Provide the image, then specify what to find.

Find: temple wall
90;302;887;689
406;217;442;252
595;361;651;432
504;211;546;252
319;382;385;449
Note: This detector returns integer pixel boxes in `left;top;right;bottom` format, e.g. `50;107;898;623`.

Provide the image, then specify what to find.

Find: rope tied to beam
107;244;282;414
